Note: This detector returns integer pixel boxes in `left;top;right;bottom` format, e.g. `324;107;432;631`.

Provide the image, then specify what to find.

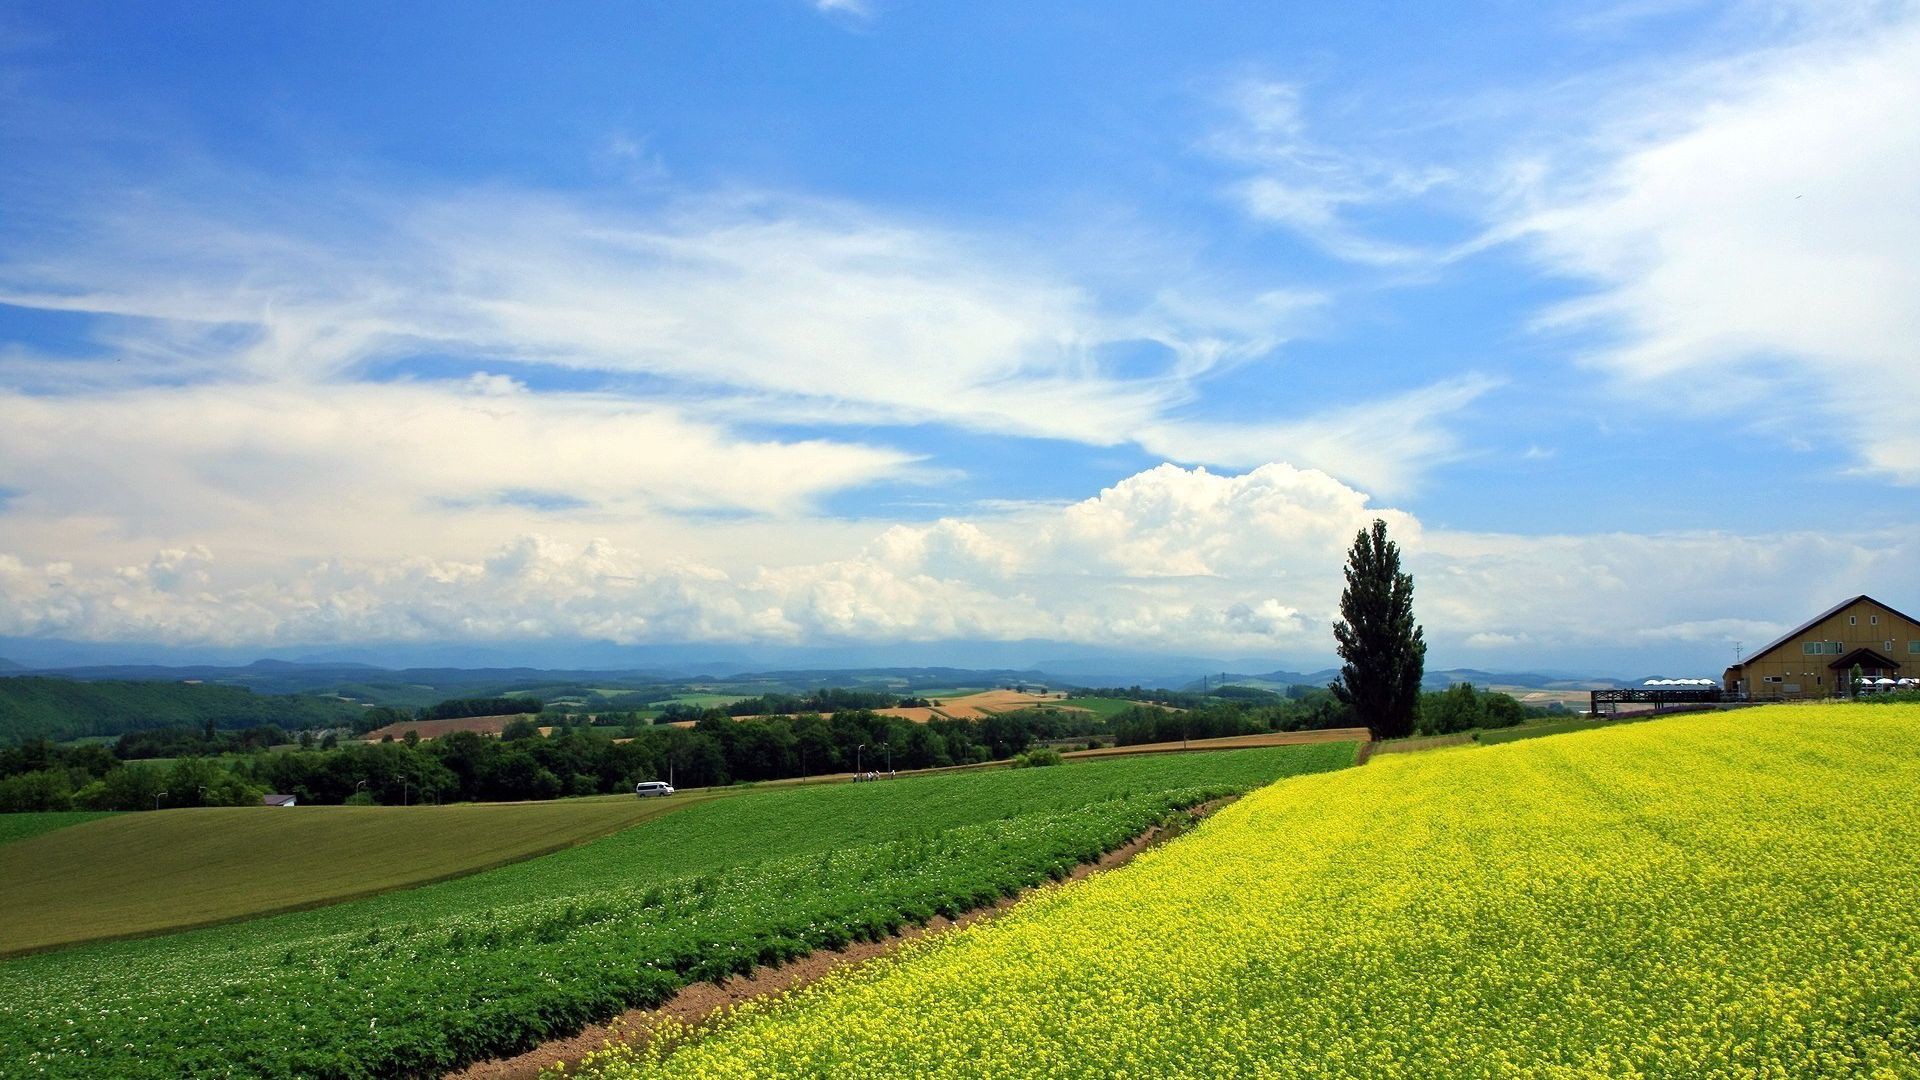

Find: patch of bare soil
360;714;530;742
443;798;1231;1080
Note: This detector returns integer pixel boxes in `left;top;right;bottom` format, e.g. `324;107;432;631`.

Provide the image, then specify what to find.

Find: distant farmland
359;713;531;741
698;688;1090;727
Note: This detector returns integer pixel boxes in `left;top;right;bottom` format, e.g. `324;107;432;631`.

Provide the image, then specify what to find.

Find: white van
634;780;676;798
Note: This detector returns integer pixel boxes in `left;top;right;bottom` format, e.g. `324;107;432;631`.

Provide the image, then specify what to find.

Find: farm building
1723;594;1920;700
261;793;297;807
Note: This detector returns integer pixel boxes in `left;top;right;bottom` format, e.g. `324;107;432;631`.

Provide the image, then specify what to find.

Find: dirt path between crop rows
445;798;1232;1080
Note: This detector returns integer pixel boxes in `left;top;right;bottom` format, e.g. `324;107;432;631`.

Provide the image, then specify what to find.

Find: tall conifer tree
1330;519;1426;739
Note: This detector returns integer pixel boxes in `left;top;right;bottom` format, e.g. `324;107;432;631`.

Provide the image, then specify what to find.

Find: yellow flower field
573;704;1920;1078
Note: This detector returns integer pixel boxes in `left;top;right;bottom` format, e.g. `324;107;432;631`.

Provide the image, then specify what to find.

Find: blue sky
2;1;1918;672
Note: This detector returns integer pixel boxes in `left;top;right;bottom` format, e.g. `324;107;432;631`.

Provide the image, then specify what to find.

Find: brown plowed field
908;688;1080;721
360;714;531;741
1064;727;1370;758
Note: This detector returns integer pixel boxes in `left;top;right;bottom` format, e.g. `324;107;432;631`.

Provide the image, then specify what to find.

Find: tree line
0;706;1098;810
112;722;297;760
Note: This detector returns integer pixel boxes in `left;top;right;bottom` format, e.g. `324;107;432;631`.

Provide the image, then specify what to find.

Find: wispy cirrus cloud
1207;80;1457;267
1137;376;1498;498
0;179;1476;497
1507;10;1920;482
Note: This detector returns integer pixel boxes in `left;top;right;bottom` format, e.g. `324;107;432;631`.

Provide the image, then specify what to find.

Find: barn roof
1733;594;1920;670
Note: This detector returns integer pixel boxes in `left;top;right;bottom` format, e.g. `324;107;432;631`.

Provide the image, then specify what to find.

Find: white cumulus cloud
2;460;1915;669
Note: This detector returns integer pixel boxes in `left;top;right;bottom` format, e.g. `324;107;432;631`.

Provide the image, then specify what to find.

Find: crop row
0;742;1356;1078
576;704;1920;1078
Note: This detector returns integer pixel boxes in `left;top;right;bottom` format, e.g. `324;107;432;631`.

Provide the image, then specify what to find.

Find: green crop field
0;795;711;953
0;811;111;847
584;703;1920;1079
667;691;750;708
1053;696;1142;718
0;743;1354;1079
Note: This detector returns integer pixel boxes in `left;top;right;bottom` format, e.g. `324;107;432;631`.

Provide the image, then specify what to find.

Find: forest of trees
1412;683;1534;735
113;723;295;760
418;697;544;721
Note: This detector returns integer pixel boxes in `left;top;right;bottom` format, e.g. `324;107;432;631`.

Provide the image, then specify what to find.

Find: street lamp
197;785;211;805
856;743;865;776
883;743;892;774
153;790;168;811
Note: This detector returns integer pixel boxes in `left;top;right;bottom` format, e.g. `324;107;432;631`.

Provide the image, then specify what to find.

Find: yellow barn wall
1731;598;1920;699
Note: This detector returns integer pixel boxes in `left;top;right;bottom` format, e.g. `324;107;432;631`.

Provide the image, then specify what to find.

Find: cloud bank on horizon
1;1;1917;671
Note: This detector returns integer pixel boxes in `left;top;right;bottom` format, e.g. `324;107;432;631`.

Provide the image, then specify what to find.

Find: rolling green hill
0;794;708;953
0;676;363;746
